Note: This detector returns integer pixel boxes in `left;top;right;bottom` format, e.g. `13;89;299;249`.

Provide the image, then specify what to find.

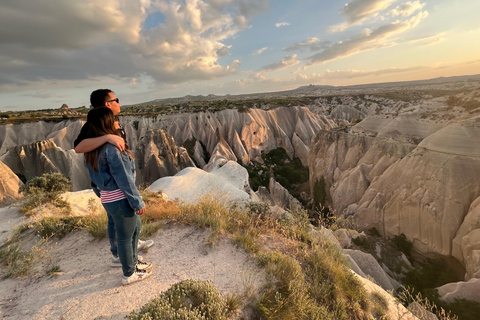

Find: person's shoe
136;260;153;271
111;255;143;267
122;269;152;286
138;239;154;251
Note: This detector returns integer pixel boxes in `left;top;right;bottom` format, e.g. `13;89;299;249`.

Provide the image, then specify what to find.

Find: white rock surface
148;166;249;204
437;278;480;303
0;160;23;204
343;249;396;291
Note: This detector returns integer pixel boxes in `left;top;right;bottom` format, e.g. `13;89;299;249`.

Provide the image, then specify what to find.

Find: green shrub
20;173;71;212
392;233;413;257
127;279;238;320
248;202;271;218
246;147;308;194
35;216;86;239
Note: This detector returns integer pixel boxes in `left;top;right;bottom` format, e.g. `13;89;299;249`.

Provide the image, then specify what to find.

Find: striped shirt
100;189;126;203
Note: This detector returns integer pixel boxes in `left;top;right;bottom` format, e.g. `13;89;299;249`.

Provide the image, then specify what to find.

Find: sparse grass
370;291;389;319
397;287;459;320
34;216;87;239
47;265;61;277
85;212;108;238
140;220;164;238
140;190;180;221
0;238;50;278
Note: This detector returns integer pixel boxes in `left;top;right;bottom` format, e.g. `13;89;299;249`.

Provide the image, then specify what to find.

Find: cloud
283;38;331;52
422;37;445;46
309;11;428;65
389;1;425;17
261;54;300;71
329;0;397;32
275;22;290;27
252;47;268;55
22;92;66;99
0;0;269;92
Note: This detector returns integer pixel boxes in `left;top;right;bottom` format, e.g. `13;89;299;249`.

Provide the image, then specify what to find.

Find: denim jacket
85;144;145;212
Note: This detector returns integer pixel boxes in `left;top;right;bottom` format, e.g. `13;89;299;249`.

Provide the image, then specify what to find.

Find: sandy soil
0;204;264;320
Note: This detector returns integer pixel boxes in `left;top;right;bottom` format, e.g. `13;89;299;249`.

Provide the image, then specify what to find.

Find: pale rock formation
268;171;302;211
193;140;207;168
134;129;195;186
333;228;364;248
0;107;332;192
0;160;23;204
309;117;480;277
207;160;250;193
344;249;397;291
121;106;333;166
148;166;249;205
330;105;366;122
204;135;237;172
407;302;438;320
291;133;309;166
255;186;274;205
0;120;77;156
355;121;480;257
308;225;341;249
0;140;89;191
355;273;419;320
46;120;85;151
437;278;480;303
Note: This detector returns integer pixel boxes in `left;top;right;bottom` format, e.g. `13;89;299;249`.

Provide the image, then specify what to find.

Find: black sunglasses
107;98;119;103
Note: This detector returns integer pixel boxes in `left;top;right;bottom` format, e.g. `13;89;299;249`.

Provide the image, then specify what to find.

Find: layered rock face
0;107;332;191
0;140;89;191
309;116;480;280
135;129;195;186
121;106;333;167
0;160;23;204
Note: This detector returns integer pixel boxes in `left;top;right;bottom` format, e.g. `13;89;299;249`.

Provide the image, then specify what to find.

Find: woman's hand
106;134;125;151
136;206;146;215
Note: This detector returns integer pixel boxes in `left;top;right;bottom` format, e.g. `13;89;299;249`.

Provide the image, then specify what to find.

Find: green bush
20;173;71;212
35;216;87;239
246;147;308;193
127;279;237;320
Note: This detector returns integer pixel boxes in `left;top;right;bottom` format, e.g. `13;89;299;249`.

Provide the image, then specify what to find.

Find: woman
83;107;152;285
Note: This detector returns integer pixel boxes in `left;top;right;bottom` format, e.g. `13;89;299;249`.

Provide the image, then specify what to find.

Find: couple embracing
74;89;154;286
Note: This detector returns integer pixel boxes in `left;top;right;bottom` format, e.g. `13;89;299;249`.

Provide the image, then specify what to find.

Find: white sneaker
136;260;153;271
122;269;152;285
111;254;143;267
138;239;154;251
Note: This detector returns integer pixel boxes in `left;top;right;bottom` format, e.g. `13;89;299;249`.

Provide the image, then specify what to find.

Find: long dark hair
84;107;133;171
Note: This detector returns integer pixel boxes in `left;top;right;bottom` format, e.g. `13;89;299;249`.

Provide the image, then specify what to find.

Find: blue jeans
107;211;117;256
102;199;141;277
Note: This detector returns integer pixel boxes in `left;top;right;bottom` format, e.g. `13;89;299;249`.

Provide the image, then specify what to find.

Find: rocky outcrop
121;106;333;167
148;162;250;205
0;140;89;191
308;117;480;279
344;249;399;291
134;129;195;186
437;278;480;303
0;160;23;204
0;120;74;156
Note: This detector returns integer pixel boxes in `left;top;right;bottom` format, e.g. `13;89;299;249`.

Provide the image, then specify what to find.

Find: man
74;89;154;267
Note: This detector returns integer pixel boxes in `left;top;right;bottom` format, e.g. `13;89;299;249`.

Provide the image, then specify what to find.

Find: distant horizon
2;72;478;114
1;0;479;111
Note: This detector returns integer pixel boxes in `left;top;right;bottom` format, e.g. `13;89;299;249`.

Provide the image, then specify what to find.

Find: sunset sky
1;0;479;111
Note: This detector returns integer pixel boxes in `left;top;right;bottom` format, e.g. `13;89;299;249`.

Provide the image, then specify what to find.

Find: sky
1;0;479;111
